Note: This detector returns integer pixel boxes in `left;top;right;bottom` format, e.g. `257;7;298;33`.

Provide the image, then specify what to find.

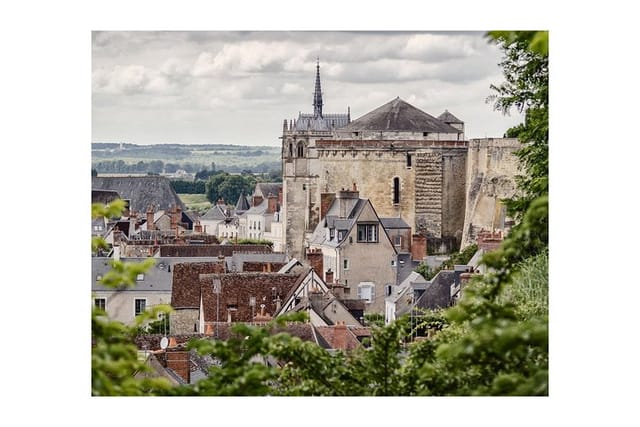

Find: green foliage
205;172;256;205
487;31;548;222
415;262;437;280
91;202;173;396
415;244;478;280
442;243;478;269
364;312;385;328
170;179;205;194
235;238;273;246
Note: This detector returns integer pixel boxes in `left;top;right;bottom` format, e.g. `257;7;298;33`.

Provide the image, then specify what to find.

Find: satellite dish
160;336;169;350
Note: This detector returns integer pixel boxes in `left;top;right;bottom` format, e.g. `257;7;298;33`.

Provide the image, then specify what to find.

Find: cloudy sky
92;31;524;146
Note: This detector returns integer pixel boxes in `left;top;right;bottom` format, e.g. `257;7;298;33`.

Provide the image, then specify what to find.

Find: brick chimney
411;234;427;262
325;268;334;284
164;350;190;383
306;248;323;278
253;194;263;207
267;193;278;214
194;220;203;233
217;198;225;206
146;206;155;231
333;321;348;350
320;192;336;220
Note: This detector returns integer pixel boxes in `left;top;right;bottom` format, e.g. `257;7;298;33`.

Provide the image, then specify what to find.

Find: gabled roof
437;110;463;124
339;97;460;133
91;176;186;213
415;270;456;310
92;189;121;206
201;204;229;221
254;183;282;199
199;272;303;322
314;324;361;351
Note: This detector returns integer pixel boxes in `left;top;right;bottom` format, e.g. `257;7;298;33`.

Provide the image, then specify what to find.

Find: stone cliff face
461;138;521;248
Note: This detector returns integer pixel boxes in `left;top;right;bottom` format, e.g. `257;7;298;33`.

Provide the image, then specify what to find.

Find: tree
91;201;173;396
487;31;548;223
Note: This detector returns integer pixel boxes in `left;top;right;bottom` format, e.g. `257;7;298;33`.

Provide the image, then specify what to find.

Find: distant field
91;143;281;173
178;194;211;213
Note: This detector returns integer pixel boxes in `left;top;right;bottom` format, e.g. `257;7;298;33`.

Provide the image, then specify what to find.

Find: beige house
308;185;398;313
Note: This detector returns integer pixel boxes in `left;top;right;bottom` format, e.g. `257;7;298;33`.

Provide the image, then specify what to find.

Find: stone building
281;61;521;260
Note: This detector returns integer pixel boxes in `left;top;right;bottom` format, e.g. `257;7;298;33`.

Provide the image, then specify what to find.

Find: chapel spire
313;57;323;118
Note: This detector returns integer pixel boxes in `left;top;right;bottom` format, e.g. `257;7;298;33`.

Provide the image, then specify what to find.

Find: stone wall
461;138;521;247
170;308;199;335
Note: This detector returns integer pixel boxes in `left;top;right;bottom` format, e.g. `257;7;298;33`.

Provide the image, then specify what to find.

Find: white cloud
281;82;304;95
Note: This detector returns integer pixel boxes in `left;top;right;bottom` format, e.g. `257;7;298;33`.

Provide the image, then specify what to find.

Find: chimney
411;234;427;262
333;321;348;350
335;186;359;219
278;187;283;204
325;268;334;284
320;192;336;220
309;286;323;311
165;350;190;384
194;220;203;233
217;198;225;206
253;194;263;207
267;193;278;214
306;248;323;278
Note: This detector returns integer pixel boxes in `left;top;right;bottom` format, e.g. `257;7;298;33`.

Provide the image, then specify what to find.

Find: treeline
92;159;281;176
170;180;206;194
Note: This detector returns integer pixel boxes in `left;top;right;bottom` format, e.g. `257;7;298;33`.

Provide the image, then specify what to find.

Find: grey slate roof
340;97;460;133
201;205;229;221
92;256;217;292
294;113;350;131
380;217;410;230
415;270;456;310
310;198;370;247
92;189;121;206
91;176;186;213
235;192;251;213
437;110;464;124
225;252;289;272
254;183;282;199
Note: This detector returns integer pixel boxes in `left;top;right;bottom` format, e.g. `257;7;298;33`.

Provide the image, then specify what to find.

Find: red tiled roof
171;261;226;308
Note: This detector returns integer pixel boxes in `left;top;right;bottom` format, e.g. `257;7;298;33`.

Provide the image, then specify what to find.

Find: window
96;274;102;281
289;143;293;157
406;153;412;168
134;299;146;316
393;177;400;204
94;298;106;311
136;273;144;281
357;224;378;242
391;259;396;267
394;235;402;246
93;224;103;231
329;228;335;240
357;283;376;303
343;259;349;270
297;142;304;157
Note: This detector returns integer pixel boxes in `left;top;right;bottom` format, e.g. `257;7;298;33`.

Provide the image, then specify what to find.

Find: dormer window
329;228;335;240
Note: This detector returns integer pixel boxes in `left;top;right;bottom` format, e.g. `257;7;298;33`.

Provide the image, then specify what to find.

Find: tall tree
487;31;548;222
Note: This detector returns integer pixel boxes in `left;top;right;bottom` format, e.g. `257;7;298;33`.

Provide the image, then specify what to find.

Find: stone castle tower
282;61;521;260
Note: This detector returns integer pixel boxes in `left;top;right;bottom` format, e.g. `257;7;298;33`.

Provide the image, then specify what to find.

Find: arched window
288;143;293;157
393;177;400;204
297;142;304;158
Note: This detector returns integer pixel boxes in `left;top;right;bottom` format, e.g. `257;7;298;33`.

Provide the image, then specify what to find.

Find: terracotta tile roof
171;261;226;308
314;322;361;351
135;323;317;350
160;244;272;257
199;273;302;323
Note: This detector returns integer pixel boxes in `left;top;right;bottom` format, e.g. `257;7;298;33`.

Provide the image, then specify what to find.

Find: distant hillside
92;143;281;175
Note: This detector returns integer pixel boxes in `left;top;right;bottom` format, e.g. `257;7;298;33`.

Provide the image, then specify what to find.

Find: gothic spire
313;57;323;118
